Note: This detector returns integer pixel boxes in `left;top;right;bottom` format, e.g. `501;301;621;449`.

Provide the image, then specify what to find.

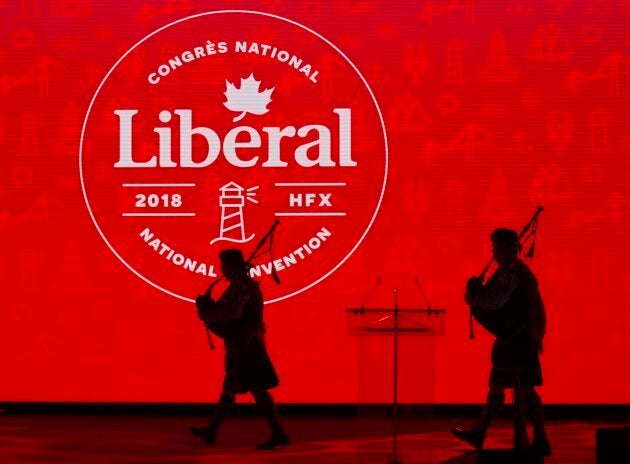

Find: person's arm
202;283;250;322
466;273;518;310
195;293;214;322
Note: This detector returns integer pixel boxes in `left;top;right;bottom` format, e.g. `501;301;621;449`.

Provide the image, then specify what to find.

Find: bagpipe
468;206;543;339
196;220;281;349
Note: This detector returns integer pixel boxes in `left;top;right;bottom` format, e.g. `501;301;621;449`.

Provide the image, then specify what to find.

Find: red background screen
1;0;629;403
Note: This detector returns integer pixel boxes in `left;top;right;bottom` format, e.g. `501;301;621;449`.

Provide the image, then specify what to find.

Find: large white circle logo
80;10;388;303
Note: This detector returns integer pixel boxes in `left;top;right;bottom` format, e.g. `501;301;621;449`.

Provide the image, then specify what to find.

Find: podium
346;289;446;464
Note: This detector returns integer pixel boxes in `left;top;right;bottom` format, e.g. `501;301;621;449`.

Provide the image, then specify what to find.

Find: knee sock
476;388;505;437
208;391;235;433
525;389;548;442
512;386;529;448
252;390;285;436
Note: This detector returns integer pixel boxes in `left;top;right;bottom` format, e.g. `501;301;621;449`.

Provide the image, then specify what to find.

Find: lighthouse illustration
210;182;258;245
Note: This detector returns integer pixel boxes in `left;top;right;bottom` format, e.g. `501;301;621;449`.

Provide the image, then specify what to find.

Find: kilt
490;330;542;388
223;329;279;395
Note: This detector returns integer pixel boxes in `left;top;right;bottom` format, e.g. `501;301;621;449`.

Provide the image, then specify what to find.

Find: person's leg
512;379;529;450
208;389;236;436
524;387;551;455
476;385;505;437
452;386;504;449
251;389;289;449
191;383;235;444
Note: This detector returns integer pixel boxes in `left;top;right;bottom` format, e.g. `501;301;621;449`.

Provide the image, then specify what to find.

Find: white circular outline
79;10;388;304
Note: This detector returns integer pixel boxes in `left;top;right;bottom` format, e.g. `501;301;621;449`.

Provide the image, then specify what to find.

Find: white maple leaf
223;73;274;122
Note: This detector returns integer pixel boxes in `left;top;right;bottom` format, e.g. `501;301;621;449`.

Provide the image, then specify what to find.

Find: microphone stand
414;275;433;313
354;276;382;315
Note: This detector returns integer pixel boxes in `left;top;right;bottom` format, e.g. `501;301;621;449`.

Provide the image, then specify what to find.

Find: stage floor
0;414;626;463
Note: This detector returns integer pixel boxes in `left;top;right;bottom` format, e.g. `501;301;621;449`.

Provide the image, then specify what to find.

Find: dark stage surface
0;412;627;463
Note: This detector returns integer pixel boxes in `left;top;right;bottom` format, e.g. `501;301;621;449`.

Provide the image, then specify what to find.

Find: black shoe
190;426;216;445
256;433;290;450
530;436;552;457
451;427;484;450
